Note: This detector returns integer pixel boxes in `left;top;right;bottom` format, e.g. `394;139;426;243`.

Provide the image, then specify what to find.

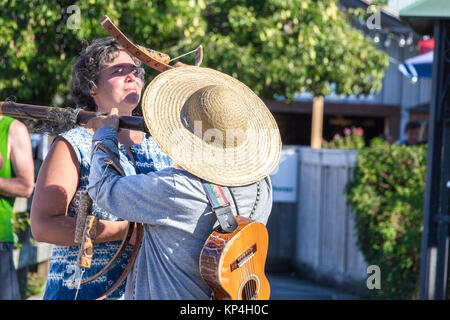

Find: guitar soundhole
241;279;257;300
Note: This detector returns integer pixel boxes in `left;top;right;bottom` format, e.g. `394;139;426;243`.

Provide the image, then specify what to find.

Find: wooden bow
100;15;203;71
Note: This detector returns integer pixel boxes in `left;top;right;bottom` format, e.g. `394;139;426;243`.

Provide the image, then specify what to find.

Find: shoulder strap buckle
202;181;238;233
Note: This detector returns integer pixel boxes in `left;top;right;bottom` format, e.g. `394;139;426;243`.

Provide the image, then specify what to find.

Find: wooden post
311;96;324;149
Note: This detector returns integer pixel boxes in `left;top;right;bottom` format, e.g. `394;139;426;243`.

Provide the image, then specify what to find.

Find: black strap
202;181;238;233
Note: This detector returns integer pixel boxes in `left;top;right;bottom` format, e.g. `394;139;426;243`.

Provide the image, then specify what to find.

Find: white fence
268;147;368;290
12;136;53;272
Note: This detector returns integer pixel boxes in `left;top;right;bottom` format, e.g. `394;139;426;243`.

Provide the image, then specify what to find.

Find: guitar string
243;230;253;300
248;251;254;300
239;241;246;300
249;244;255;300
247;239;252;299
248;247;253;300
239;265;245;299
252;233;257;299
243;230;250;299
246;255;251;300
236;254;242;299
242;241;250;300
244;243;252;300
247;230;257;299
243;255;248;300
237;232;261;299
252;246;256;299
243;241;249;299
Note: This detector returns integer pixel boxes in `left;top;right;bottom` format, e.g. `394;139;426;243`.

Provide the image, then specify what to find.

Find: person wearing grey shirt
87;66;282;300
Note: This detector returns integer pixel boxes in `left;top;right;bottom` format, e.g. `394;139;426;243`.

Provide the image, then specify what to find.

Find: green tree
191;0;389;148
0;0;203;107
1;0;388;136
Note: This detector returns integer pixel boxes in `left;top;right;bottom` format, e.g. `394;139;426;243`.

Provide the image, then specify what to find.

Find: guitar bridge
230;244;257;272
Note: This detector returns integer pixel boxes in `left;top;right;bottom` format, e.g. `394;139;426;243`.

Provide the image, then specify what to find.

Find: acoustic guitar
199;215;270;300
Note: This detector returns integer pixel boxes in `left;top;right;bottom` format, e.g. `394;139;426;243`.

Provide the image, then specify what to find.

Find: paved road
268;273;359;300
28;273;360;300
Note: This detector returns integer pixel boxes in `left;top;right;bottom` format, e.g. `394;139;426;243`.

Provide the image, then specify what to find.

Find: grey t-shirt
87;127;273;300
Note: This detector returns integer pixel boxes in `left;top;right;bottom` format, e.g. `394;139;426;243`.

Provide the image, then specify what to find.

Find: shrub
11;211;31;250
26;271;46;298
346;138;427;299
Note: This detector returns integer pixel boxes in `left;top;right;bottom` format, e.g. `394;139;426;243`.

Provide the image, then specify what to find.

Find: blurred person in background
0;116;34;299
397;120;422;146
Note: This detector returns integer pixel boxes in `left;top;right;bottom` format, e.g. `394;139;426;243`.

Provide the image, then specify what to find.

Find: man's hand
86;108;120;132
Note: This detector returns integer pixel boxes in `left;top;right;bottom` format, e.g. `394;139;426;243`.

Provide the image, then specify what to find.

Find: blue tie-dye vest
43;126;171;300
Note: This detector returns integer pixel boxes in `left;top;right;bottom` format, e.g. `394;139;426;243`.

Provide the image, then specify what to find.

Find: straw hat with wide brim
142;66;281;187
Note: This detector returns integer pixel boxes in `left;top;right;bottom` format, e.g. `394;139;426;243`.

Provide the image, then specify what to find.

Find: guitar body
199;215;270;300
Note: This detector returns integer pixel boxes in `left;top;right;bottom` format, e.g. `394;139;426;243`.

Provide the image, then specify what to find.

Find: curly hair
70;37;145;112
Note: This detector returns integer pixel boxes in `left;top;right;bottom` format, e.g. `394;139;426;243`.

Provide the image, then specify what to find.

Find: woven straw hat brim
142;66;281;187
